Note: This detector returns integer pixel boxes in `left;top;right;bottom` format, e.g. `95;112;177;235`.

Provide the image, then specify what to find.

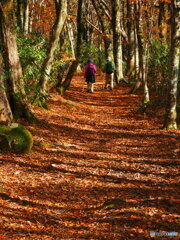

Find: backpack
86;65;95;76
106;61;114;74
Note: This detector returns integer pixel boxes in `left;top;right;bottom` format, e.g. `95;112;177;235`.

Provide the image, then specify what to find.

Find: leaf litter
0;73;179;239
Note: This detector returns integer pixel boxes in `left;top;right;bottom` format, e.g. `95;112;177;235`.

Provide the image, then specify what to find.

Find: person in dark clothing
105;57;115;90
84;59;97;93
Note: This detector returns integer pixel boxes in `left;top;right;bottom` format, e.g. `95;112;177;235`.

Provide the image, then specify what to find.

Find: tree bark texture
126;0;136;79
0;0;24;96
133;0;150;103
60;0;83;93
0;53;13;124
40;0;67;95
66;19;76;58
0;0;36;122
14;0;29;34
164;0;180;129
23;0;29;34
91;0;112;58
15;0;24;32
111;0;124;83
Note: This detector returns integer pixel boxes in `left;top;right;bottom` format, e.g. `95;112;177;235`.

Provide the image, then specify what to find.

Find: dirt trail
0;74;179;239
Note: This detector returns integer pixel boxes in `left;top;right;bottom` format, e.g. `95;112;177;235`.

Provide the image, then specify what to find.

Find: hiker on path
104;57;115;90
84;59;97;93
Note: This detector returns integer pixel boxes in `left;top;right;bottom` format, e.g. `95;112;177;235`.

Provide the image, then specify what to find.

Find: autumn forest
0;0;179;239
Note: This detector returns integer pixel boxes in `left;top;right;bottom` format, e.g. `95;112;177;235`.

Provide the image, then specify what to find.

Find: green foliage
18;35;46;60
80;41;106;69
117;132;126;137
98;199;126;210
64;101;77;110
0;123;33;154
17;35;47;103
0;186;7;192
17;35;66;105
57;86;66;95
148;40;169;91
138;101;151;113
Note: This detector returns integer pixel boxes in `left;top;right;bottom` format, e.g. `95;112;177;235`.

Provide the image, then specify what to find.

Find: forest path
0;73;179;239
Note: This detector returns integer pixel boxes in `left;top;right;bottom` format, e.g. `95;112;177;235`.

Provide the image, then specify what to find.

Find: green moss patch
0;123;33;154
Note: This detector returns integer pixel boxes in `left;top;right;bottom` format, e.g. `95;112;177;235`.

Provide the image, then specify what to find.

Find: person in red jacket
84;59;97;93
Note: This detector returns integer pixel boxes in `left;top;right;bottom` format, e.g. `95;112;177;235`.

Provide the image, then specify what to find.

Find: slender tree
164;0;180;129
111;0;124;82
14;0;29;34
39;0;67;96
158;0;166;39
91;0;113;58
59;0;83;94
126;0;136;79
130;0;151;105
66;18;76;58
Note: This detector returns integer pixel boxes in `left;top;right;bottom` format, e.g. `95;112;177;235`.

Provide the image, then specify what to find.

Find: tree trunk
0;1;24;96
131;0;150;103
66;19;76;58
134;18;140;81
14;0;29;34
129;1;141;93
91;0;112;58
139;2;150;104
111;0;124;83
126;0;136;79
59;0;83;94
40;0;67;95
164;0;180;129
0;89;13;125
0;0;36;122
23;0;29;34
142;45;150;103
0;53;13;124
158;1;166;39
15;0;24;32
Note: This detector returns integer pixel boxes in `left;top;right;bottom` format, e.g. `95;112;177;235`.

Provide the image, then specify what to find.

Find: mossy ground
0;124;33;154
